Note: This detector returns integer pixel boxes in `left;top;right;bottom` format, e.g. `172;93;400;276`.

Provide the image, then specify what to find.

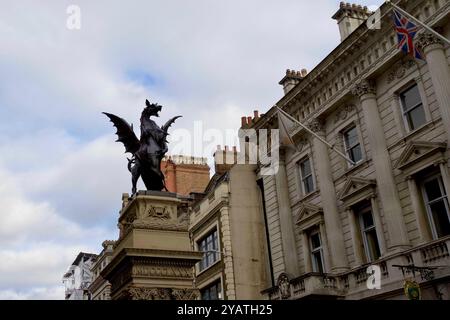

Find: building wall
250;0;450;299
162;155;210;195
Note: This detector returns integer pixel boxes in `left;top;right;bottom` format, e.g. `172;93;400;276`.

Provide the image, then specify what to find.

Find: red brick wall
161;160;210;195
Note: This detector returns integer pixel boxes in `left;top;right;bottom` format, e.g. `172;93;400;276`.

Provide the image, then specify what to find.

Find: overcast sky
0;0;383;299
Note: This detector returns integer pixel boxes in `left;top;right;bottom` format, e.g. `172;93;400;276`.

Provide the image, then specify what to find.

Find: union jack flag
393;9;423;60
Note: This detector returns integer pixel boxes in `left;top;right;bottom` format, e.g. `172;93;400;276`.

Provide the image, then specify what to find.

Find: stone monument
102;101;202;300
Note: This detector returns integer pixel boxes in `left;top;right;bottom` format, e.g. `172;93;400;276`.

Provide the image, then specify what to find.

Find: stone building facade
88;240;115;300
189;146;269;300
62;252;97;300
244;0;450;300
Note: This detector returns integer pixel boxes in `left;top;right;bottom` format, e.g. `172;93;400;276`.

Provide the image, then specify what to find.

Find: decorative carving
352;79;376;97
308;118;325;133
335;105;355;123
387;59;416;84
132;264;192;278
171;288;200;300
148;205;171;220
277;273;291;300
296;138;309;152
124;287;199;300
127;287;172;300
416;32;444;53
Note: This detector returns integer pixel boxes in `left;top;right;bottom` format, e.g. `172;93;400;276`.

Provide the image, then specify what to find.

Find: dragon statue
103;100;181;194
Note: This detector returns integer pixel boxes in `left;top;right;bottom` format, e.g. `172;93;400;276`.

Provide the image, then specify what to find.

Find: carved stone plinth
102;191;203;300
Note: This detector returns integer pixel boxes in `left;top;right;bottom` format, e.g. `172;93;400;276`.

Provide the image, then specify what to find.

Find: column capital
352;79;376;98
416;32;445;54
308;118;325;134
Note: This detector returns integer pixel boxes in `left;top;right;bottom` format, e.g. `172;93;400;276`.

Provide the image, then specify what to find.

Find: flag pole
276;106;356;165
386;0;450;46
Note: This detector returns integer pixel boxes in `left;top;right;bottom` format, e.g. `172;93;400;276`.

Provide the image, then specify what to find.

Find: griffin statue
103;100;181;194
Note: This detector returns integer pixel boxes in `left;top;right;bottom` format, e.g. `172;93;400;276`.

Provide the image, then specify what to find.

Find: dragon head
142;99;162;118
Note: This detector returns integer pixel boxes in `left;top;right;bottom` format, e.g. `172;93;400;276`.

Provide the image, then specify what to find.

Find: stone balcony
265;236;450;300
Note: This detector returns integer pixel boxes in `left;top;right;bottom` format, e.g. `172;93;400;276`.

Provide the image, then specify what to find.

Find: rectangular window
197;229;219;271
343;126;362;164
400;84;426;131
201;280;222;300
310;230;324;273
299;157;314;195
355;202;381;262
421;174;450;238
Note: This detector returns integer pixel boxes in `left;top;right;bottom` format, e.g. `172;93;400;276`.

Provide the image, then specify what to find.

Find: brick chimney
241;110;261;129
332;2;372;41
279;69;308;95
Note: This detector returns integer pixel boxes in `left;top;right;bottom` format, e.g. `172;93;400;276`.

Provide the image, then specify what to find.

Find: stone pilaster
309;120;348;272
416;33;450;144
353;80;410;251
274;149;300;276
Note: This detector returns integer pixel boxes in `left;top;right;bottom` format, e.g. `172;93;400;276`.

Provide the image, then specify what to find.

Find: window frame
200;279;223;300
342;125;363;165
399;83;427;132
357;204;381;262
309;229;325;273
421;173;450;239
196;227;220;272
298;156;315;195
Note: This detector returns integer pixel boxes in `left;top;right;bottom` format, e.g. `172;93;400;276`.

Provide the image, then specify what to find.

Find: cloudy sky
0;0;383;299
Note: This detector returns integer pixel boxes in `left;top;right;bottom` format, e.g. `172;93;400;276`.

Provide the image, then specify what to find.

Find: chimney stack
279;69;308;95
213;145;238;175
332;2;372;41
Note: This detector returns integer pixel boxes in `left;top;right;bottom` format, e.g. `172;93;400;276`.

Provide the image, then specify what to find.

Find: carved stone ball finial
352;79;376;98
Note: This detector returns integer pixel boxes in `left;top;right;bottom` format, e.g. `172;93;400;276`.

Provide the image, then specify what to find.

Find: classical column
417;33;450;143
406;176;432;243
301;231;312;273
274;149;299;276
310;119;348;272
353;80;410;251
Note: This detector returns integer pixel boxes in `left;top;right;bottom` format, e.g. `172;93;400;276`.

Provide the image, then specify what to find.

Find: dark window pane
344;127;358;147
366;229;381;261
406;105;426;130
201;281;221;300
350;145;362;163
310;233;321;249
313;252;324;273
305;176;314;194
429;200;450;238
424;178;443;201
301;158;311;176
361;211;374;229
198;229;219;271
401;85;421;111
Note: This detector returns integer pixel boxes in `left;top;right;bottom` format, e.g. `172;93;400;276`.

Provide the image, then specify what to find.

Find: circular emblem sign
404;280;421;300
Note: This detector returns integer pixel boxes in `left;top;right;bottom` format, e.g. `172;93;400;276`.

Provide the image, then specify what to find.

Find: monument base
101;191;203;300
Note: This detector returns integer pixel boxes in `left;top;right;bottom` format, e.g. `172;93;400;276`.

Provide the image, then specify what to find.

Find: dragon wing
103;112;140;154
161;116;182;135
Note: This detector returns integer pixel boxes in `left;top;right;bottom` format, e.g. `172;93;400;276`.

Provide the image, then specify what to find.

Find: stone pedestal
101;191;203;300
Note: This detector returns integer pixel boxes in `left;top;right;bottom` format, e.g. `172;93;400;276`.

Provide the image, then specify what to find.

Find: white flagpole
276;106;356;166
386;0;450;46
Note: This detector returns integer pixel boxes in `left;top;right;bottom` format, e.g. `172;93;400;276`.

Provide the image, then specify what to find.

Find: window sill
343;159;370;177
196;259;221;276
